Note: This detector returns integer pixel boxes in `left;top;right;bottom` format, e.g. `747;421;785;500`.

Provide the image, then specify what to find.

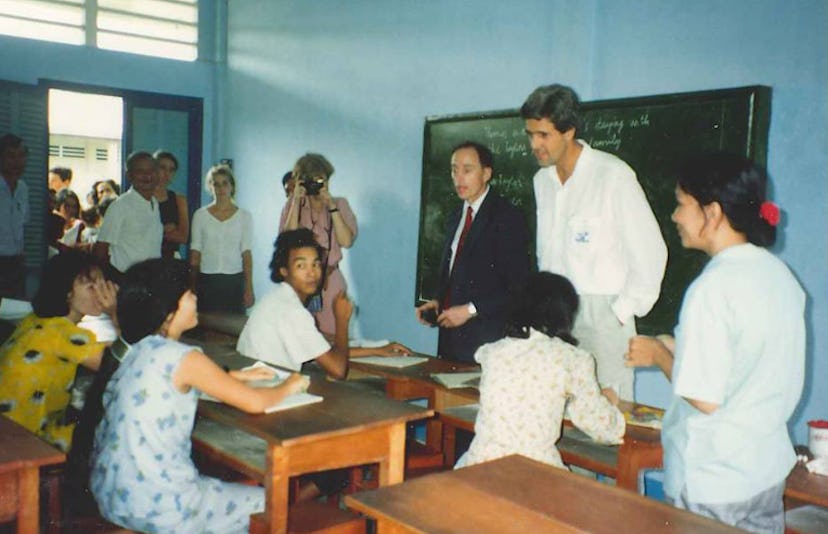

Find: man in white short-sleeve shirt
521;84;667;401
0;134;29;300
94;152;163;276
237;228;352;379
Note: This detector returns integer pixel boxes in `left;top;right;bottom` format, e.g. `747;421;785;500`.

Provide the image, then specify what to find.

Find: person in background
416;141;530;363
625;154;804;532
190;164;255;312
456;272;624;469
0;251;117;452
522;84;667;401
48;166;72;193
80;206;102;244
90;179;120;208
91;258;306;533
0;133;29;301
282;170;294;197
55;188;85;249
93;152;163;281
153;150;189;259
280;153;356;335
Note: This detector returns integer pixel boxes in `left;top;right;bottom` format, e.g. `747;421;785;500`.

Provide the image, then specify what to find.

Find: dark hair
269;229;325;283
117;258;191;344
503;272;579;345
520;84;582;136
125;151;156;173
153;150;179;171
80;206;100;227
677;153;776;247
32;251;102;318
55;188;80;212
0;133;26;154
91;179;120;205
282;171;293;187
50;166;73;183
205;164;236;197
97;195;116;217
451;141;494;170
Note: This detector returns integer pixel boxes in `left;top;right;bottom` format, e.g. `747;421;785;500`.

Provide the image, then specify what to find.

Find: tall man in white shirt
93;152;163;280
0;134;29;300
521;84;667;400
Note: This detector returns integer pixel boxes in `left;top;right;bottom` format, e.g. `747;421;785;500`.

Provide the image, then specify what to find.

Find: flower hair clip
759;201;780;227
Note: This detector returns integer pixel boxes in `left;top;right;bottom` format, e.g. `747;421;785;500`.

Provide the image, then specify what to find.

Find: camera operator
280;153;357;335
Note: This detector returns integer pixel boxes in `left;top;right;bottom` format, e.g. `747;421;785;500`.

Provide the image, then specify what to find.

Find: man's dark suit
436;189;530;363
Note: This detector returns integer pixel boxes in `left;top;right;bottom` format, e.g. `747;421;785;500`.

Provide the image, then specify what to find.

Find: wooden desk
195;342;434;534
349;355;479;452
345;454;741;533
0;417;66;534
439;401;662;491
785;463;828;509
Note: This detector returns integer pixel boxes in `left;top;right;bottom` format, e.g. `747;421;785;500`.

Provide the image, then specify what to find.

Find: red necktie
442;206;473;309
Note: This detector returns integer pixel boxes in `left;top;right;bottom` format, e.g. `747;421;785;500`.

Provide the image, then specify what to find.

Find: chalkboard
416;86;771;335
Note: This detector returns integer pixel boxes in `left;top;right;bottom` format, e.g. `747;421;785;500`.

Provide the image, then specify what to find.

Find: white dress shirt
0;176;28;255
533;141;667;323
97;188;163;272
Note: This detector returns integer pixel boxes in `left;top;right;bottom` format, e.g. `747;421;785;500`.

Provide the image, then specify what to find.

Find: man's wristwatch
467;302;478;317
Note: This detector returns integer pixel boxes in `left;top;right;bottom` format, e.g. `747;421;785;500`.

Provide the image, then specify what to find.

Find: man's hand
243;286;255;308
437;304;472;328
332;291;353;323
374;342;412;357
415;300;439;326
625;335;669;368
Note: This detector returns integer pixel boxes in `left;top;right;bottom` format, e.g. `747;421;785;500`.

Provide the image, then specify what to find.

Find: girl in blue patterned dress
91;258;307;534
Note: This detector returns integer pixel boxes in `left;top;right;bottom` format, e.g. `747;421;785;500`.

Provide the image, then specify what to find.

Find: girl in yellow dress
0;251;117;451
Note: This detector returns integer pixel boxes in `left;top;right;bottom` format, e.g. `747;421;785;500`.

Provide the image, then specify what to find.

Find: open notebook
431;371;481;389
352;355;428;368
200;361;323;414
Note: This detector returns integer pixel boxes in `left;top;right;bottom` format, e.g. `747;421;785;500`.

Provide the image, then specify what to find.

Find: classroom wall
0;1;221;184
222;0;826;444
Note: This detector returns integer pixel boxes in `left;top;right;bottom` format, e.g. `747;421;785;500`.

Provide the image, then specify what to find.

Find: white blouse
457;329;625;469
190;206;252;274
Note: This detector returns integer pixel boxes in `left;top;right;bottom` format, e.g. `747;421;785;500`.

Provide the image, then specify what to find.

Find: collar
464;185;490;215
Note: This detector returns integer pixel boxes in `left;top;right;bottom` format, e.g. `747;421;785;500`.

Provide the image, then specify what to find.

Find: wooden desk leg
425;390;442;453
616;439;663;492
16;467;39;534
264;446;290;534
378;423;406;486
442;421;457;468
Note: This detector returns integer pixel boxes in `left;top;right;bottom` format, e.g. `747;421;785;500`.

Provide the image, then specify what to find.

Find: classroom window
0;0;198;62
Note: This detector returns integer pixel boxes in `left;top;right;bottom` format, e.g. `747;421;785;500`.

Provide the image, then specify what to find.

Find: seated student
0;251;116;452
456;272;625;469
238;228;409;378
91;258;307;534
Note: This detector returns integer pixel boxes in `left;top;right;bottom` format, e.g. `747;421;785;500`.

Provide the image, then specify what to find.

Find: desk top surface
191;340;433;448
346;454;742;533
0;416;66;473
350;353;481;401
786;463;828;508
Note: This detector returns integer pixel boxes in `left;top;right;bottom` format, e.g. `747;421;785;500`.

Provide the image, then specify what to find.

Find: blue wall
225;0;827;444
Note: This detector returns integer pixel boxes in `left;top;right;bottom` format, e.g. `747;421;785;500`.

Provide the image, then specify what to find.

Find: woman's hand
283;373;310;394
94;279;119;317
230;367;276;382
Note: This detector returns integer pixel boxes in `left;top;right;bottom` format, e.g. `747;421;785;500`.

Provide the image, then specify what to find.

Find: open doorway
48;89;123;209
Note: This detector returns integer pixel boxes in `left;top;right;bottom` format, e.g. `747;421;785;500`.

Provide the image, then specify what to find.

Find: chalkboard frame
415;85;771;335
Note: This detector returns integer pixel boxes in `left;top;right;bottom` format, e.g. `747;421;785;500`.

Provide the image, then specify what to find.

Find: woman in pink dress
280;153;356;335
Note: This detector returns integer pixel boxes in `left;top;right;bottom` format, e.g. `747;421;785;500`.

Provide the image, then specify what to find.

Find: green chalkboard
416;85;771;335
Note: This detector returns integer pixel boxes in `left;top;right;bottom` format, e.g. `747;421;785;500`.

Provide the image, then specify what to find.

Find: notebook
200;361;323;413
352;355;429;368
431;371;482;389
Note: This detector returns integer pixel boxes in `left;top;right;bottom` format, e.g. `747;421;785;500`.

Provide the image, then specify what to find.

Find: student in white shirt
93;152;163;279
190;165;254;313
521;84;667;401
237;228;352;379
626;154;804;532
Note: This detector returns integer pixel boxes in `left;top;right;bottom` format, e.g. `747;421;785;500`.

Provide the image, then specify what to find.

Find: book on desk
199;362;323;413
